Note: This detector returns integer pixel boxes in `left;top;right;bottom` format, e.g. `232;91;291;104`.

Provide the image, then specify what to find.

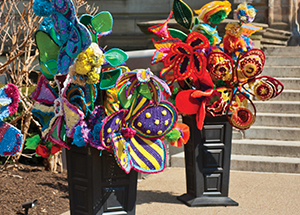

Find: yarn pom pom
209;10;228;24
33;0;53;17
121;127;136;139
164;128;181;143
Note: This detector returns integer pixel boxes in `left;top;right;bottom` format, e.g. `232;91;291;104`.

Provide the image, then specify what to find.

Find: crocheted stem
89;84;95;111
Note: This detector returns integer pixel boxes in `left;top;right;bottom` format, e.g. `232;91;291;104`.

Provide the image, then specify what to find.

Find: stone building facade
89;0;300;50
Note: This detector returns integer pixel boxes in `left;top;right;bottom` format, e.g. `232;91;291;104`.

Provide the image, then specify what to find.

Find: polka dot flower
99;96;178;174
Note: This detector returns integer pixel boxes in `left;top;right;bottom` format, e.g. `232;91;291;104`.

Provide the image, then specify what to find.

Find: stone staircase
231;46;300;173
171;46;300;173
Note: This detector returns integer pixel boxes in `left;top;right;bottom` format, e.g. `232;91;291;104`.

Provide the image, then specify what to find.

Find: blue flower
72;125;87;147
33;0;53;17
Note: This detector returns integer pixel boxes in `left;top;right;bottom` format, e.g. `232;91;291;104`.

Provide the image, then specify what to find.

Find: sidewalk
62;167;300;215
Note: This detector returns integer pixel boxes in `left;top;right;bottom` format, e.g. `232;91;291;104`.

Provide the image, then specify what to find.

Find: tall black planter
177;114;238;207
66;145;138;215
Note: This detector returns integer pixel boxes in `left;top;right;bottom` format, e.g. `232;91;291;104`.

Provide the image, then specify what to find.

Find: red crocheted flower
162;32;210;81
4;84;19;115
36;145;50;158
50;144;62;155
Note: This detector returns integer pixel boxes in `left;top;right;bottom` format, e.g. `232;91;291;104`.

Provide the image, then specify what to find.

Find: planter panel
66;145;138;215
177;115;238;207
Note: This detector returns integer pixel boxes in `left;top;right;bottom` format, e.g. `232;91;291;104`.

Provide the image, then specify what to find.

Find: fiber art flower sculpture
223;2;261;59
208;49;283;129
148;0;284;134
29;0;179;174
0;84;23;156
50;0;92;75
175;88;229;129
164;123;190;147
192;23;222;46
34;0;128;79
161;32;209;81
99;98;178;174
236;2;257;24
194;0;231;24
116;68;171;106
31;75;84;149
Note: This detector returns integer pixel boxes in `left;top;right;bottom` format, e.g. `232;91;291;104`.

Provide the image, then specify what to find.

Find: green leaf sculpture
100;68;122;90
172;0;194;30
169;28;188;41
35;31;60;80
104;48;129;67
80;11;113;43
25;135;41;150
118;84;136;109
92;11;113;33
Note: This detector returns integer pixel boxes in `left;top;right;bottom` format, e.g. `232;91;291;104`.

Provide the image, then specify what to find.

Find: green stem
89;84;94;111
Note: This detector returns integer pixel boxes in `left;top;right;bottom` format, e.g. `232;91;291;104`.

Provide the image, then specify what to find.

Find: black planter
66;145;138;215
177;114;238;207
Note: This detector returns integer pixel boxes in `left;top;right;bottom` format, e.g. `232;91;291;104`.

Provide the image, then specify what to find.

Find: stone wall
86;0;230;50
90;0;300;49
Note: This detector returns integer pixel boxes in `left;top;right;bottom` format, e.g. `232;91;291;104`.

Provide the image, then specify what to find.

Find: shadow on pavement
136;190;181;205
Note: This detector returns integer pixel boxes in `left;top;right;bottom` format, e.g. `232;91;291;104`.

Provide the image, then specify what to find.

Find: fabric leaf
104;48;128;67
35;30;59;79
91;11;113;33
25;135;41;150
118;84;136;109
169;28;187;41
137;84;152;100
100;68;122;90
172;0;194;30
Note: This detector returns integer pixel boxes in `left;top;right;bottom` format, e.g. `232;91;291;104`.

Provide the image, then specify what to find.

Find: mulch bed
0;164;69;215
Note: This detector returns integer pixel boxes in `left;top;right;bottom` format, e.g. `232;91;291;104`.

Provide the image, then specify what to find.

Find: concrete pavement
136;168;300;214
62;167;300;215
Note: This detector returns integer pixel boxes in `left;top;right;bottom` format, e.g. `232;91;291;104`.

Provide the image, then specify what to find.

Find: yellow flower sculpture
72;43;105;85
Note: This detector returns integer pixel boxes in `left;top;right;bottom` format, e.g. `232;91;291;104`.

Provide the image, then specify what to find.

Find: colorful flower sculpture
28;0;179;174
116;68;171;106
32;75;84;149
0;84;23;156
236;2;257;24
148;0;284;134
192;23;222;46
99;98;178;173
223;2;261;59
207;49;283;129
50;0;92;75
164;123;190;147
195;0;231;24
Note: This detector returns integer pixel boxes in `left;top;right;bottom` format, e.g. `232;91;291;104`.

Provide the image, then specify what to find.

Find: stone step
265;56;300;66
170;151;185;167
272;89;300;101
232;139;300;158
261;44;288;48
269;22;290;31
262;66;300;77
262;46;300;56
232;129;243;139
253;113;300;127
261;38;288;46
230;154;300;173
171;152;300;173
242;126;300;141
253;101;300;114
262;31;292;41
276;77;300;90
